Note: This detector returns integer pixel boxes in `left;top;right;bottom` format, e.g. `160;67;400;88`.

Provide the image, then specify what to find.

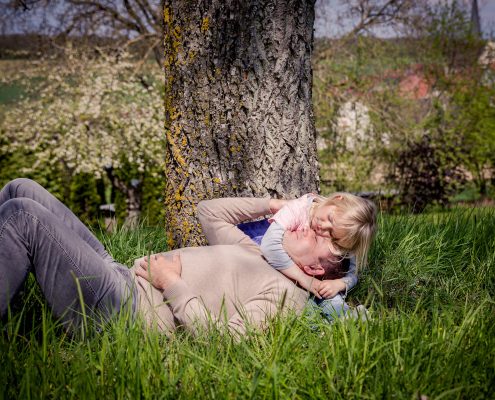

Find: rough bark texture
164;0;319;248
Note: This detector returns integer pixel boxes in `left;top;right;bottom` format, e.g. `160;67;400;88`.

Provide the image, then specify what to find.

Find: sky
3;0;495;39
314;0;495;39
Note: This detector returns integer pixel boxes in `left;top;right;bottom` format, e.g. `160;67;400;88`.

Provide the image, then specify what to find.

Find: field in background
1;208;493;399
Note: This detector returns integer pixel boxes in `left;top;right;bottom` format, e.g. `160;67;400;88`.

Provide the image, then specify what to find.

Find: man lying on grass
0;178;359;337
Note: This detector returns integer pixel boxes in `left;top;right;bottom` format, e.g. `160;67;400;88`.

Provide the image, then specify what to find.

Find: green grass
1;209;494;399
0;72;45;107
0;82;24;104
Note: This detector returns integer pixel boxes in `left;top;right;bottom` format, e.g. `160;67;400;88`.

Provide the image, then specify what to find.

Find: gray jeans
0;178;137;328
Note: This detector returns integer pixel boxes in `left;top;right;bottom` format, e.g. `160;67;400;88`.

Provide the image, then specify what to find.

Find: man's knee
13;178;39;191
1;178;38;197
0;197;43;217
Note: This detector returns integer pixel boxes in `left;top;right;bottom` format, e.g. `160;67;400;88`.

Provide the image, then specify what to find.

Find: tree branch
122;0;146;33
69;0;143;32
346;0;416;36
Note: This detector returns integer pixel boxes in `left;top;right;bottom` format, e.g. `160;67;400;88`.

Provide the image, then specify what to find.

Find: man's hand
136;253;182;291
269;198;288;214
318;279;346;299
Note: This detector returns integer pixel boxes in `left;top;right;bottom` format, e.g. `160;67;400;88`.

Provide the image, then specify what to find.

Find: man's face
282;228;332;269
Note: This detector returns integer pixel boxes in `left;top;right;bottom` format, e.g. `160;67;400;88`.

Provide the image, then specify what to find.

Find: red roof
399;73;431;99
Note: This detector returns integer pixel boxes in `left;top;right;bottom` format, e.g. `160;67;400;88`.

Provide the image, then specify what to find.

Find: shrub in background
68;173;102;227
1;48;165;226
389;133;465;213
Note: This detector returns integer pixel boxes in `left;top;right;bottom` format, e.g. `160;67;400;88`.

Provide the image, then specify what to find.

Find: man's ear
302;264;325;276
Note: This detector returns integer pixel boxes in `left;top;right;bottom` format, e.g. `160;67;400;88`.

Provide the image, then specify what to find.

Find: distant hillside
0;34;147;59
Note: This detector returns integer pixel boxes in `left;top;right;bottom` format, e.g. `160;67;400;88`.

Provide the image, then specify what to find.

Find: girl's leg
0;178;114;263
0;198;136;327
315;294;350;321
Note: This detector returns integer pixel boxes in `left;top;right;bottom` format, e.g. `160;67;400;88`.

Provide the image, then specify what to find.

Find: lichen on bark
164;0;319;248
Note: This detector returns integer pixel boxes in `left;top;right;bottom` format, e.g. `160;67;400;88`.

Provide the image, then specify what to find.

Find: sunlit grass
1;208;494;399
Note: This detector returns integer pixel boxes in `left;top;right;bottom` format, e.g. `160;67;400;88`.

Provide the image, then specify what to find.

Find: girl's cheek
317;230;331;238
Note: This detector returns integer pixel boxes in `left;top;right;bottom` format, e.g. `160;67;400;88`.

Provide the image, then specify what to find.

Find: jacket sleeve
259;221;294;270
197;198;271;252
341;256;358;293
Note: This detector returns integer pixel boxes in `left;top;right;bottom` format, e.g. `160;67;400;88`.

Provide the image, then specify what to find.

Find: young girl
260;193;377;302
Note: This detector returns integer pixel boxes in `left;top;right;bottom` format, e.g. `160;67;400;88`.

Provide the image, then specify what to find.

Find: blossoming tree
1;49;164;225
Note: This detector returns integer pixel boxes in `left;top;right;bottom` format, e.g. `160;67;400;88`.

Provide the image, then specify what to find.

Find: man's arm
162;280;288;337
197;198;271;249
136;254;297;337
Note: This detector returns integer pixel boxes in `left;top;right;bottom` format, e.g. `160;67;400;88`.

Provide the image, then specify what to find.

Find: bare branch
132;0;157;29
346;0;417;36
122;0;146;33
68;0;143;32
130;35;161;73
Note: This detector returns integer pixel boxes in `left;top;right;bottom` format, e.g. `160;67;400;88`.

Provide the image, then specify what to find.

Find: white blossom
2;50;165;178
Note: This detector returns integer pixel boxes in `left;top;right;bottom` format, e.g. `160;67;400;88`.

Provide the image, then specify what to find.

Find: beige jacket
131;197;308;336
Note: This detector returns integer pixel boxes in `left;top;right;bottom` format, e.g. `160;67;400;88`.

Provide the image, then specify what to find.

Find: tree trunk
105;167;142;228
164;0;319;248
124;187;142;228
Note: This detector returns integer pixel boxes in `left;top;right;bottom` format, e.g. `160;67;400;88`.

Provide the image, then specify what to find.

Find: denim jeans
308;293;350;321
0;179;136;329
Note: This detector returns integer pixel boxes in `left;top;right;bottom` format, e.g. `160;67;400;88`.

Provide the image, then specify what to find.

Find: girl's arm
342;256;358;293
260;221;321;298
318;279;347;298
259;222;294;269
279;265;322;298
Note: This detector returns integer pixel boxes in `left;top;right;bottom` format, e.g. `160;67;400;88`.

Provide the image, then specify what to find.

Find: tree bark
164;0;319;248
105;167;142;228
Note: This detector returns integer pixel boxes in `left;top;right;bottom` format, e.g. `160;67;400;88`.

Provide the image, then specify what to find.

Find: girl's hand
269;198;288;214
309;279;322;299
136;253;182;290
318;279;346;299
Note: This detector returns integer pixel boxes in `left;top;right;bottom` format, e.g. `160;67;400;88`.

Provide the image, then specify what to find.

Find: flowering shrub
2;50;164;176
1;49;165;223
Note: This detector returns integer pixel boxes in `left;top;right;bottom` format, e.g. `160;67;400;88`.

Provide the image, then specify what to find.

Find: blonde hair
312;193;377;271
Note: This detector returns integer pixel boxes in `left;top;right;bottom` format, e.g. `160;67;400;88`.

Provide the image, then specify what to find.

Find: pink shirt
269;193;315;231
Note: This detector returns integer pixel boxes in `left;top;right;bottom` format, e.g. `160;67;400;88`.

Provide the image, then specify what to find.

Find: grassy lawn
1;209;494;399
0;82;24;105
